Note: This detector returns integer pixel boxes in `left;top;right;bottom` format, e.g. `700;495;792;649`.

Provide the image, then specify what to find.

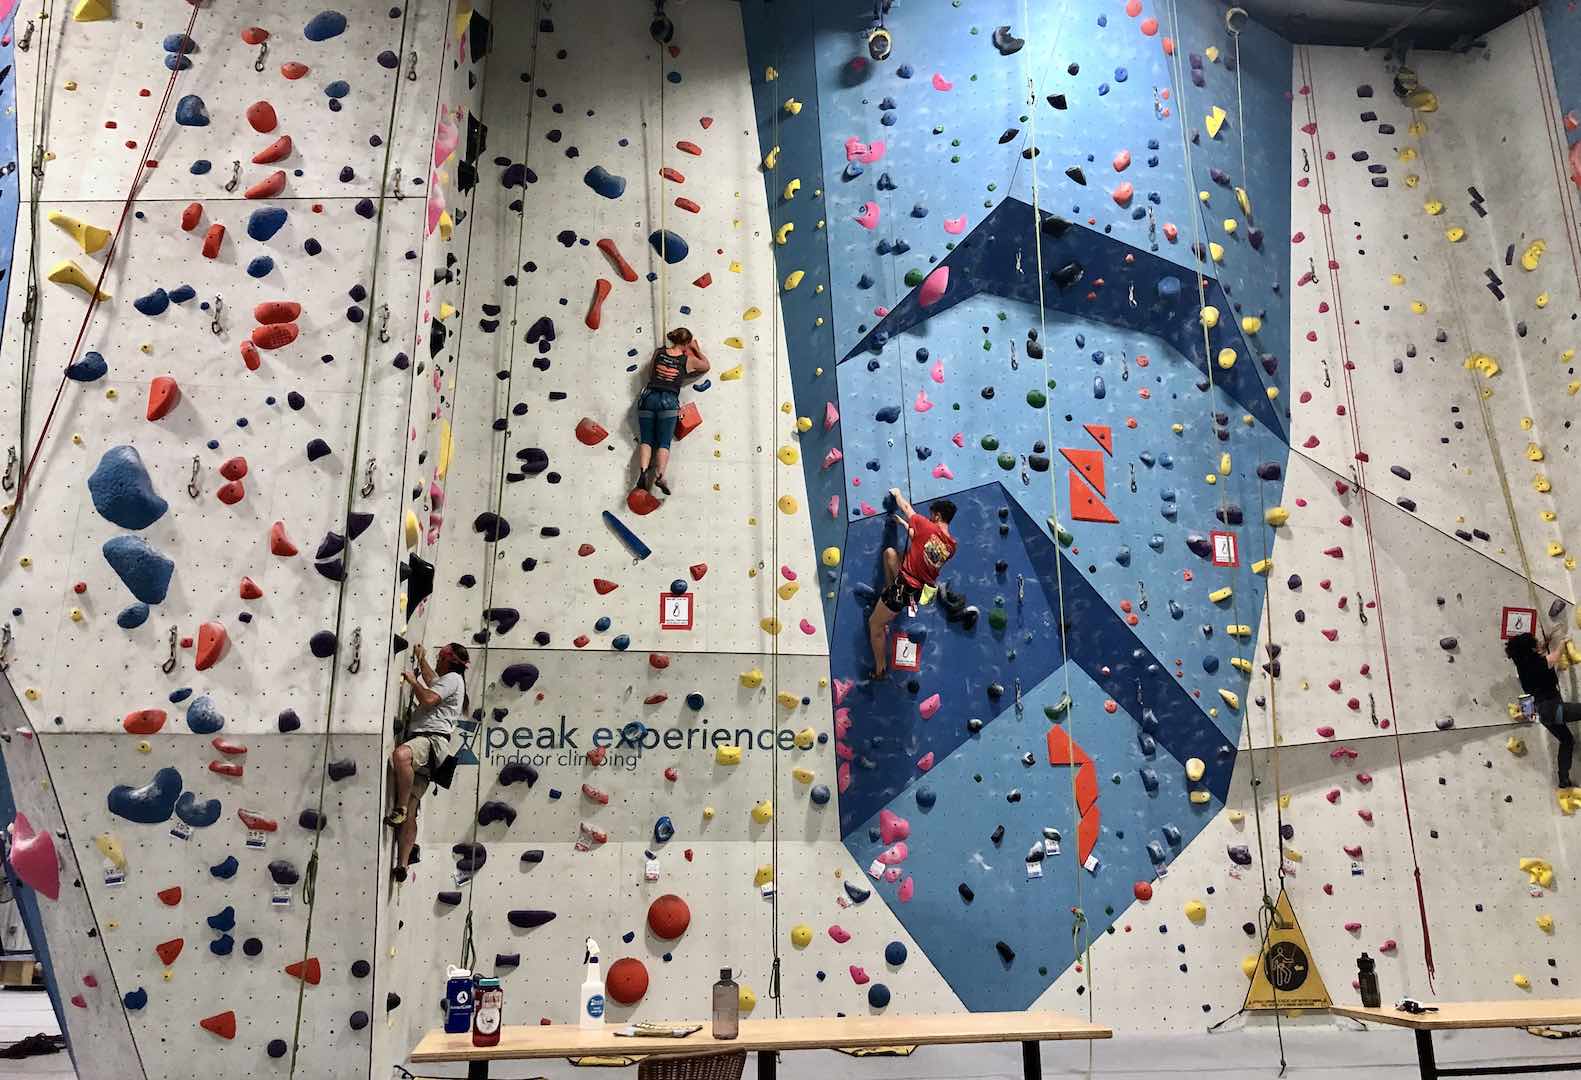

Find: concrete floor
0;990;69;1080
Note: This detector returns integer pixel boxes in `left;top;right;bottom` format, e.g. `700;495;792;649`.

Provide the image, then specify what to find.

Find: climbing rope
283;4;423;1074
657;30;669;334
452;0;546;976
0;0;199;556
765;18;785;1021
1019;0;1092;1028
1298;45;1435;992
1523;12;1581;308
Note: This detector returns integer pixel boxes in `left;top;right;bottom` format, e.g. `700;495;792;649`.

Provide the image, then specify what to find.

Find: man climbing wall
868;488;957;679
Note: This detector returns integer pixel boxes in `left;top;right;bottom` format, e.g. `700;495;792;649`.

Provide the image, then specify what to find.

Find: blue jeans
636;388;680;451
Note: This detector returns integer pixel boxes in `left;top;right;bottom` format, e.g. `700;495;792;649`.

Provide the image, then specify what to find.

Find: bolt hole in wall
2;0;1581;1079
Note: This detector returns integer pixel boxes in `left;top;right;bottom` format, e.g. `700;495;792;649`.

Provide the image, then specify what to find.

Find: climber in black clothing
1505;630;1579;790
632;327;709;495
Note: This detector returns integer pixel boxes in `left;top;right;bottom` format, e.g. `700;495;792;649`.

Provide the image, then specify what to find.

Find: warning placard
1244;888;1331;1011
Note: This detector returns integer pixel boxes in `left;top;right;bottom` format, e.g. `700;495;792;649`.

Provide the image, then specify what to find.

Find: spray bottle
579;938;606;1029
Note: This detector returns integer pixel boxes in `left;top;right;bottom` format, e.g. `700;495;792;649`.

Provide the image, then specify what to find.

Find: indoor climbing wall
0;0;493;1077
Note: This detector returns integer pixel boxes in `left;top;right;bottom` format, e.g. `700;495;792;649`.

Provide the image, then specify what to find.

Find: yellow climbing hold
1216;347;1237;369
48;260;110;300
1251;558;1272;575
777;445;799;466
790;924;812;948
1406;89;1438;111
1235;187;1251;216
764;66;778;81
742;307;762;322
775;222;794;245
437;210;454;240
1185;758;1206;782
1219;452;1231;475
792;766;814;785
48;210;111;254
1445;226;1465;243
1264;506;1289;526
1241;955;1259;979
1226;624;1252;639
1423;200;1443;215
716;745;743;766
776;691;798;709
796;416;812;432
783;98;802;115
1223;218;1238;235
783;269;804;290
1508;735;1527;754
762;146;780;170
1465;353;1499;377
1227;809;1245;824
1538;914;1556;932
703;806;716;820
1200;306;1220;329
720;363;744;380
1404;173;1420;188
751;800;774;824
777;494;798;514
1205;105;1228;139
1535;475;1552;493
778;581;799;601
1560;788;1581;814
1184;899;1208;924
1208;586;1233;604
1198;190;1211;203
1520;857;1554;888
1240;315;1262;335
794;727;816;749
1390;273;1406;285
740;669;764;689
1514;973;1532;990
1410;301;1427;315
1399;146;1418;162
753;864;773;887
73;0;111;20
821;546;841;567
1537;292;1551;309
782;178;801;200
739;986;757;1013
1231;657;1253;674
760;617;783;635
1521;240;1547;271
1208;242;1225;263
95;834;127;870
723;336;745;350
1527;443;1545;462
1218;688;1241;711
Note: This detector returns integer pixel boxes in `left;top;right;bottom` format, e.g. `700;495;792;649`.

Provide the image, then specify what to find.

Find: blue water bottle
444;965;474;1034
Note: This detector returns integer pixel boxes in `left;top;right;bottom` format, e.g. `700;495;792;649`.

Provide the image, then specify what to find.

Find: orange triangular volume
285;957;322;985
1059;447;1107;495
1084;422;1113;455
200;1010;237;1040
1068;472;1118;524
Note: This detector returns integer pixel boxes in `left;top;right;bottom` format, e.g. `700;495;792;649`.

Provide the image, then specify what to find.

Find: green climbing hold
1048;517;1074;546
981;435;999;451
988;605;1008;631
904;269;925;287
996;453;1016;470
1026;389;1047;408
1043;694;1071;720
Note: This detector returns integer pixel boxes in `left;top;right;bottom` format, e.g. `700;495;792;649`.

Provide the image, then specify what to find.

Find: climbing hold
108;767;183;824
146;376;181;421
195;621;229;670
89;446;168;529
919;266;948;307
1185;900;1207;924
507;910;557;929
304;10;348;41
175;95;210;127
647;894;691;939
48;260;111;300
6;815;60;900
607;957;649;1004
47;211;111;254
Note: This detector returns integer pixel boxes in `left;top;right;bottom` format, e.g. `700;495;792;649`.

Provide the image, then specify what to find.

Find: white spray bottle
579;937;605;1029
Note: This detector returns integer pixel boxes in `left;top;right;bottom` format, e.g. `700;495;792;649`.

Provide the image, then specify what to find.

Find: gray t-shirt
407;670;466;739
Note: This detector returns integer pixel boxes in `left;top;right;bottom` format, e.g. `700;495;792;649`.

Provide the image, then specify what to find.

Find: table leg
758;1049;778;1080
1415;1029;1438;1080
1022;1039;1042;1080
467;1061;490;1080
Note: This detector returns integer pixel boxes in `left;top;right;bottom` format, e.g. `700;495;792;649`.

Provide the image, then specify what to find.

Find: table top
1332;1000;1581;1030
411;1010;1112;1063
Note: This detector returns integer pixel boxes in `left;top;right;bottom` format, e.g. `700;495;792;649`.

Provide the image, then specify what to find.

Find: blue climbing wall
742;0;1293;1009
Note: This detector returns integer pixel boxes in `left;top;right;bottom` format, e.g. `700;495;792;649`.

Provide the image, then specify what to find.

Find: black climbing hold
995;941;1015;963
478;800;517;827
438;891;463;906
1064;165;1086;185
958;883;975;903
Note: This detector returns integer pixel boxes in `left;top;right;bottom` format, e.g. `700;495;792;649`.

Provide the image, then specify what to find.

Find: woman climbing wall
632;327;708;496
1505;630;1580;793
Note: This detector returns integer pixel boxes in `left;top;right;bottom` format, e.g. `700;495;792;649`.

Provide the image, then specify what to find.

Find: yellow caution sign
1244;889;1331;1011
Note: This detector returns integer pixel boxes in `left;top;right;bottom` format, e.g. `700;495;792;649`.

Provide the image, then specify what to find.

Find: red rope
0;2;202;553
1300;50;1436;991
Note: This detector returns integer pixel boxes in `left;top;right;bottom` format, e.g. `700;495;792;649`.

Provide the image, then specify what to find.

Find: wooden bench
1332;1000;1581;1080
411;1010;1112;1080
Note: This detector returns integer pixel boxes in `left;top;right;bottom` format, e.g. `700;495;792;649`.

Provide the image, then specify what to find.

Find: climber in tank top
633;327;709;496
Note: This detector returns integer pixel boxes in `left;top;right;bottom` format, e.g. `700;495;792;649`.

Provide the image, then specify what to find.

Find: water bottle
444;965;474;1034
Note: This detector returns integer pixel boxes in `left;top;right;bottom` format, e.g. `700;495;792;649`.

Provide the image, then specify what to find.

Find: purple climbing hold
500;762;538;787
502;662;539;691
473;512;510;541
478;801;517;827
278;708;302;733
306;438;332;461
453;843;487;874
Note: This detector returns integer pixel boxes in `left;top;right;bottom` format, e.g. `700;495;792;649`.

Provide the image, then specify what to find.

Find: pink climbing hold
913;390;933;412
931;463;953;481
833;678;853;706
827;495;841;518
1325;788;1341;803
1344;844;1362;858
1344;921;1362;932
843;137;886;164
942;215;967;234
930;360;945;383
878;809;910;844
897;876;915;902
918;266;949;307
828;925;851;943
7;813;60;900
824;401;840;430
195;622;228;671
1316;725;1335;738
799;619;816;635
931;73;953;91
822;447;844;470
916;752;934;772
1113;149;1132;172
146;376;181;421
1162;222;1178;241
1112;181;1135;207
918;693;941;719
854;201;880;229
850;965;870;985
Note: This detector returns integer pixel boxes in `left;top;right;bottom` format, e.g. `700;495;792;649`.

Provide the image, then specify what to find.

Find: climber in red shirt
868;487;957;679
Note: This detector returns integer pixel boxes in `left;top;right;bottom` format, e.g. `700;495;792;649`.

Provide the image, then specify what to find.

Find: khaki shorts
402;733;449;800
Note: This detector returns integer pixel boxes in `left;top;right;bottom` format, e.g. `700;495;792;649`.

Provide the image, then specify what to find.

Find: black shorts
880;576;922;614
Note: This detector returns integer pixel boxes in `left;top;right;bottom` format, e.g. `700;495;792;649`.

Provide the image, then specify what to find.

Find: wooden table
411;1010;1112;1079
1333;1000;1581;1080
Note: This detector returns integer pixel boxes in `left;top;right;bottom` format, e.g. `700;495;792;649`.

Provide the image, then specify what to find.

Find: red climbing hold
252;322;300;350
217;481;245;505
284;957;322;985
661;167;686;183
645;693;668;705
674;196;700;214
689;563;708;581
245;100;278;134
195;621;228;671
575;417;609;446
649;653;671;670
146;376;181;421
1046;727;1101;865
270;521;299;557
593;579;619;595
676;140;702;156
212;737;247;755
155;938;184;966
238;809;278;831
673;402;702;441
209;761;243;777
253;136;292;164
254;300;301;324
1133;881;1153;901
241;27;269;45
647;894;691;940
698;116;714;130
239;576;262;599
157;886;182;906
202;223;225;259
239;341;261;371
585;277;612;330
181;202;203;231
1061;448;1107;495
627;488;661;516
281;62;309;80
577;544;595;557
1112;181;1135;207
199;1011;236;1040
692;272;712;288
597;238;638;282
220;457;248;481
123;709;167;735
245;170;287;199
606;957;649;1005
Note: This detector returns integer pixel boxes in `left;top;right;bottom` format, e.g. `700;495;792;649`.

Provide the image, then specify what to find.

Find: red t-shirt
901;513;956;587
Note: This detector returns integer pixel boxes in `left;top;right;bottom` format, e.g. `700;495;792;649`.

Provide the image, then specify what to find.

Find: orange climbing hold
181;202;203;231
280;62;309;80
123;709;167;735
241;27;269;45
195;621;228;671
245;101;278;133
660;167;686;183
585;277;612;330
202;223;225;259
597;238;638;282
270;521;299;557
239;341;261;371
146;376;180;421
199;1011;236;1040
284;957;322;985
251;322;299;350
1046;727;1100;864
676;140;702;156
254;300;300;324
673;402;702;441
245;170;287;199
157;886;182;906
1060;447;1107;496
1083;422;1114;454
575;417;609;446
238;809;277;831
239;576;263;600
593;578;619;595
1112;182;1134;207
1069;471;1118;523
674;196;700;214
155;938;184;966
253;136;292;164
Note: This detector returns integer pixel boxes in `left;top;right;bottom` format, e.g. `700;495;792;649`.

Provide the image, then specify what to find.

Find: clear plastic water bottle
712;968;739;1040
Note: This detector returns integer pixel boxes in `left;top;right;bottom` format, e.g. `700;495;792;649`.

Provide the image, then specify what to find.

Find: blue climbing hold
132;288;169;316
210;855;239;879
685;692;705;711
247;207;288;241
207;906;236;932
875;405;901;423
583;165;627;199
670;579;687;595
190;159;211;175
884;941;907;966
502;662;539;691
209;935;234;956
66;351;107;381
647;230;689;263
167;284;196;304
108;767;183;824
123;988;148;1010
247;255;275;278
116;603;150;629
915;787;936;809
654;816;675;843
1157;276;1181;301
844;880;870;903
174;95;209;126
868;983;891;1008
324;80;350;99
304;10;348;41
810;783;831;805
612;634;631;651
186;694;225;734
103;535;174;605
594;616;611;632
309;630;337;658
175;792;221;827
